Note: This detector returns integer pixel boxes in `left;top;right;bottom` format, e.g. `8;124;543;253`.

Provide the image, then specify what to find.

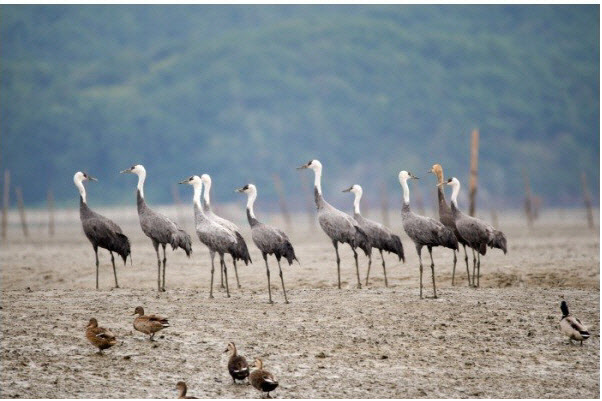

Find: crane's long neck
75;178;87;204
203;179;212;210
313;166;322;196
353;191;362;215
246;189;259;226
192;182;203;210
401;178;410;205
136;171;146;198
435;170;446;204
450;182;460;208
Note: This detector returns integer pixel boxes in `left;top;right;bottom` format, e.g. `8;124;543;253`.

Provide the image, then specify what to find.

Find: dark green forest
1;5;599;210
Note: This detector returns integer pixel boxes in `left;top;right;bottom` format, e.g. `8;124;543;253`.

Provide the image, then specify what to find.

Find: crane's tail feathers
354;226;372;256
114;233;131;265
479;242;487;255
489;230;507;254
384;234;405;262
441;228;459;251
172;230;193;257
234;233;252;265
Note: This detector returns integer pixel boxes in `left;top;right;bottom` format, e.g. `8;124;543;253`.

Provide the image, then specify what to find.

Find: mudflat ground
1;208;599;398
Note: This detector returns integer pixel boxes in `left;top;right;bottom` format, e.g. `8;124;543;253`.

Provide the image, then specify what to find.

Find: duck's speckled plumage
225;343;249;383
249;359;279;397
133;306;169;340
85;318;116;353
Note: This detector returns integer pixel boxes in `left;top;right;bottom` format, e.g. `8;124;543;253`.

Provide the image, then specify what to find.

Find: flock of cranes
74;159;507;301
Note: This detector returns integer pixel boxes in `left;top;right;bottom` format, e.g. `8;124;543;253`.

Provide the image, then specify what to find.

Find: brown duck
133;306;170;341
85;318;117;354
249;359;279;398
176;381;197;399
224;342;249;383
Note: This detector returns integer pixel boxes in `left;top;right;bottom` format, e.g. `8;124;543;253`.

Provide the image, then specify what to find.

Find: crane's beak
87;176;98;182
235;188;244;193
410;174;419;180
297;163;309;170
120;169;131;174
426;169;433;174
437;182;445;187
178;179;188;185
342;186;353;192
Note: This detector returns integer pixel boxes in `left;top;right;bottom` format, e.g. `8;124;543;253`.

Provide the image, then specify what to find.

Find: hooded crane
444;177;507;287
342;184;404;287
121;165;192;292
201;174;251;290
236;184;298;303
74;171;130;290
427;164;471;286
398;171;458;298
180;175;247;298
298;160;370;289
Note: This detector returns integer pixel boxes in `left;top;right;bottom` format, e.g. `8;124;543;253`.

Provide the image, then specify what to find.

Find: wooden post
15;186;28;237
490;208;499;229
581;171;594;229
469;129;479;216
380;182;390;228
272;174;291;231
2;170;9;239
300;173;315;230
171;184;184;227
47;189;55;236
522;168;533;228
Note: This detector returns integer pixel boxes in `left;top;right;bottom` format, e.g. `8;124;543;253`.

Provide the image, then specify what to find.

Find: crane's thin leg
221;255;230;298
110;251;119;288
452;250;457;286
220;254;224;289
463;245;471;286
94;245;99;290
209;250;215;299
263;253;273;304
277;258;289;304
352;248;362;289
333;240;341;289
428;246;437;299
416;245;423;299
233;258;241;289
380;249;388;287
471;248;477;287
154;243;161;292
365;253;372;286
477;252;481;288
161;243;167;292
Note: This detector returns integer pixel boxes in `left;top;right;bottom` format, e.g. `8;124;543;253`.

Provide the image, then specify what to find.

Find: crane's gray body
80;197;131;263
202;199;251;264
451;202;507;255
194;202;240;256
137;190;192;255
315;188;371;255
247;209;297;265
402;203;458;251
353;212;404;261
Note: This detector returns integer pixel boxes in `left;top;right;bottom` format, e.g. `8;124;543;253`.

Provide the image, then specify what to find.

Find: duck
176;381;197;399
224;342;249;383
560;300;590;345
249;359;279;398
133;306;170;341
85;318;117;354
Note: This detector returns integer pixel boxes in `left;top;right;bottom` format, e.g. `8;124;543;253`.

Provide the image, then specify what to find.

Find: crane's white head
178;175;202;186
297;159;322;171
73;171;97;184
445;177;460;187
342;184;362;195
235;183;257;194
120;164;145;175
398;170;419;183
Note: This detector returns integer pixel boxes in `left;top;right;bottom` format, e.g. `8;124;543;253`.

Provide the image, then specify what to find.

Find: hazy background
1;5;599;212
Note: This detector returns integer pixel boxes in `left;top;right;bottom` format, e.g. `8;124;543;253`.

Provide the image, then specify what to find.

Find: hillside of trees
1;5;599;209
